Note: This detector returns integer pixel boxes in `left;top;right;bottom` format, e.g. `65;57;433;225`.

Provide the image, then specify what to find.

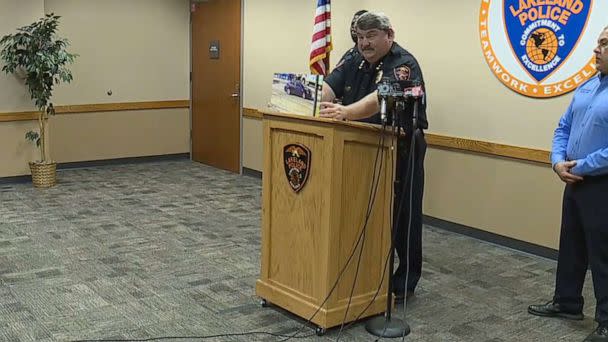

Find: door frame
188;0;244;174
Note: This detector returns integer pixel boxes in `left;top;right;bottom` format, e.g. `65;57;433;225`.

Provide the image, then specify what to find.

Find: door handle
230;93;239;97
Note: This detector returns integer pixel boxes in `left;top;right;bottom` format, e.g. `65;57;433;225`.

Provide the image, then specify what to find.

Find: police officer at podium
319;11;428;303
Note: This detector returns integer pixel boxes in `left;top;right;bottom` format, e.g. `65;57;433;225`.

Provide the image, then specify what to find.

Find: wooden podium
255;111;395;330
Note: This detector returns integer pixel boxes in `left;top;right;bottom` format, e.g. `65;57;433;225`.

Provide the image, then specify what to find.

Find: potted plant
0;13;77;188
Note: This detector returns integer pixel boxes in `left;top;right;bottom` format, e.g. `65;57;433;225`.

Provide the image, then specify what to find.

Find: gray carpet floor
0;160;599;341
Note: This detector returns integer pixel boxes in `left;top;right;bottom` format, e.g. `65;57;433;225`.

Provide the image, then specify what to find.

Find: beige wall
50;109;189;163
241;0;593;248
0;0;190;177
242;118;263;171
0;122;40;176
45;0;190;104
424;149;564;248
0;0;44;112
1;0;50;176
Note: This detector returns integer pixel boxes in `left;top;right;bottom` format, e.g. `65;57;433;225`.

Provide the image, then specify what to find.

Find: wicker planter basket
29;161;57;188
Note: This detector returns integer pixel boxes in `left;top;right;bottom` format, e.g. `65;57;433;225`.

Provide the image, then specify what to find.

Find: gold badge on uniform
375;70;383;84
345;85;352;92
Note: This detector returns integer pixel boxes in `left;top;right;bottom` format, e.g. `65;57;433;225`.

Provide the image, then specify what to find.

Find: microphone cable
370;106;418;342
71;331;312;342
336;122;400;338
399;100;422;342
338;113;415;342
334;122;388;342
397;116;418;342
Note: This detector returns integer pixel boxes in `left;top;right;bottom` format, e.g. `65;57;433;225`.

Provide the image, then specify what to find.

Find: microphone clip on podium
365;78;424;339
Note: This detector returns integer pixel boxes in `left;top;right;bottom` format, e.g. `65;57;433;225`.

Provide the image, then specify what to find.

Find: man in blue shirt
528;26;608;342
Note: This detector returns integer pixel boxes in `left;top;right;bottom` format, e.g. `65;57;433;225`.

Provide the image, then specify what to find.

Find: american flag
309;0;332;75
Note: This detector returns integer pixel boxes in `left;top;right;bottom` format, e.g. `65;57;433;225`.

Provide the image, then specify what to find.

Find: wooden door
191;0;241;173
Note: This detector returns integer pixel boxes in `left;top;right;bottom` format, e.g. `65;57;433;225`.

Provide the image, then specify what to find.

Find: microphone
377;78;424;127
396;80;424;99
377;79;391;124
411;85;424;98
380;97;387;123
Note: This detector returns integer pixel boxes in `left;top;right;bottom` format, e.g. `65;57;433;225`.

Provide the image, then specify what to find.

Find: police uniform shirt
325;42;428;128
336;45;360;67
331;46;359;105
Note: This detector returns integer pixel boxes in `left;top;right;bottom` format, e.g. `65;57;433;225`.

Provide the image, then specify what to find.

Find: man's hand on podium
319;102;350;121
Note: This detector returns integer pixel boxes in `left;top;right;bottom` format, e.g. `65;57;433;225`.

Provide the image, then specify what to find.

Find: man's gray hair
355;12;392;32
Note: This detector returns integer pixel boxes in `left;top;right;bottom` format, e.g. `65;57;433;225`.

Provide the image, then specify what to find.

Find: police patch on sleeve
393;65;410;81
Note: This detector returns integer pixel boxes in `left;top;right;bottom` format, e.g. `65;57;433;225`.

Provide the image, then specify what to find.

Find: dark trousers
554;176;608;324
392;130;426;294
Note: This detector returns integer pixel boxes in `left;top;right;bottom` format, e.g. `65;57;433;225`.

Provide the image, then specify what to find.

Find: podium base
365;315;410;338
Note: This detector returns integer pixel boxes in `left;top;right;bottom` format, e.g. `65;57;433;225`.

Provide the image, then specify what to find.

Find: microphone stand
365;96;417;338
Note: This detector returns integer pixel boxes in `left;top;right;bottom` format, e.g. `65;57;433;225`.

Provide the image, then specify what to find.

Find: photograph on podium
269;73;323;117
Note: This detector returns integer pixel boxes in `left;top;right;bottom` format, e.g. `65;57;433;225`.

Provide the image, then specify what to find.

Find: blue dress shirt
551;74;608;176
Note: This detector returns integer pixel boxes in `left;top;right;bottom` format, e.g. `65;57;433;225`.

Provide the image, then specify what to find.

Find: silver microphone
377;80;391;124
380;97;387;123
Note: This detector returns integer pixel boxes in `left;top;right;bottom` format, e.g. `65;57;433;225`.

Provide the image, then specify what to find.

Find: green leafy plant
0;13;77;163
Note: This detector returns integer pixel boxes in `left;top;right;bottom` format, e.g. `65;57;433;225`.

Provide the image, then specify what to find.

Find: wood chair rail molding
242;107;550;165
1;103;550;165
0;100;190;122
